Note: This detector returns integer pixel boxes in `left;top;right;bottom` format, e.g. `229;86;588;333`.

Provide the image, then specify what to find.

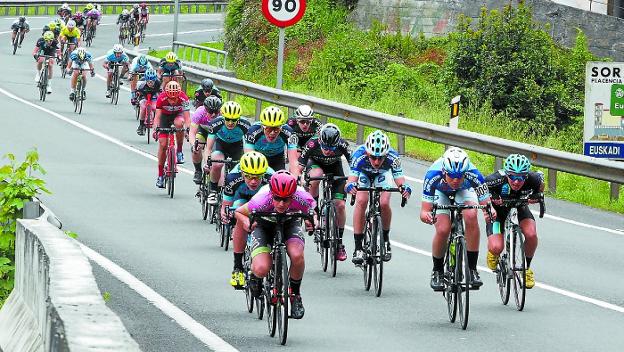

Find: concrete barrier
0;202;141;351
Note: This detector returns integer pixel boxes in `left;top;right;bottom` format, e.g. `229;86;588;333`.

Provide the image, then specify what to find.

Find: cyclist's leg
230;199;247;256
486;205;508;256
173;114;185;153
157;115;174;177
306;163;323;199
139;98;147;120
250;223;272;278
209;144;225;189
19;29;26;45
267;153;286;171
11;29;17;43
70;62;79;90
47;57;55;78
518;206;537;263
192;132;207;170
352;173;371;255
285;220;306;282
327;162;347;239
105;65;113;90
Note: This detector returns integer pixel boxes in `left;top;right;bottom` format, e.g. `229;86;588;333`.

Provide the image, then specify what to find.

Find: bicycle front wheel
319;206;329;272
266;276;277;337
455;236;470;330
328;204;339;278
277;249;289;345
444;238;457;323
362;220;373;291
39;68;48;102
373;215;384;297
512;227;526;311
497;248;511;306
223;223;231;251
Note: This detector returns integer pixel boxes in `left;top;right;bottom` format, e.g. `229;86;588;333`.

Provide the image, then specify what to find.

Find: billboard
584;62;624;159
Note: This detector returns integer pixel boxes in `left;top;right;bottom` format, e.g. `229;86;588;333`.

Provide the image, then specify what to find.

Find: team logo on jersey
288;134;299;146
307;140;315;148
391;157;401;169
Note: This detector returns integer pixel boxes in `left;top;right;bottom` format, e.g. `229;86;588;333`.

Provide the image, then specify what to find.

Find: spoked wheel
319;206;329;272
511;228;526;311
444;240;458;323
167;148;176;198
266;275;277;337
276;250;289;345
146;112;154;144
455;236;470;330
372;215;384;297
38;68;48;102
77;83;85;115
223;224;231;251
256;295;265;320
244;250;254;313
73;81;81;113
12;36;18;55
363;220;373;291
61;56;68;78
328;205;339;278
497;251;511;305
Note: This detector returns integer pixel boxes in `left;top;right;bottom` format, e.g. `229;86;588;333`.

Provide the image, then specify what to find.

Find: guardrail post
287;107;293;119
320;115;328;124
356;125;365;144
494;157;503;171
610;182;620;201
397;113;406;155
548;169;557;194
255;99;262;121
229;92;237;101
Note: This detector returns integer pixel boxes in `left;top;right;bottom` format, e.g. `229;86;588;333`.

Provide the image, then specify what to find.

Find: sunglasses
264;126;281;134
297;119;312;125
272;195;292;203
445;172;464;180
243;173;263;181
369;155;385;161
507;173;528;182
320;144;337;151
224;118;238;123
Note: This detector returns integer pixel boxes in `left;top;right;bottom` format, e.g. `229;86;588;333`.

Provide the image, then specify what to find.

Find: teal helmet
504;154;531;174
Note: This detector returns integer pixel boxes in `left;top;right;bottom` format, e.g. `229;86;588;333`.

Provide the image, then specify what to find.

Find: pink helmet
269;170;297;198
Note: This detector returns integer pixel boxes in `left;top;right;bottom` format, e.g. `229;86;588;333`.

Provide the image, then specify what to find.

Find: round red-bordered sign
262;0;306;28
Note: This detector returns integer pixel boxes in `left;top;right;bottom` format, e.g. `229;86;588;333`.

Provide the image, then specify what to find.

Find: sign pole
276;27;286;90
172;0;180;48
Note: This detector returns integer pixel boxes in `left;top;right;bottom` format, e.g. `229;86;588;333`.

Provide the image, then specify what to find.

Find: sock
289;278;302;295
383;229;390;243
354;233;363;250
176;144;183;153
158;164;164;177
193;162;201;172
338;228;345;243
467;251;479;270
233;252;243;270
526;256;533;268
432;256;444;272
210;181;218;191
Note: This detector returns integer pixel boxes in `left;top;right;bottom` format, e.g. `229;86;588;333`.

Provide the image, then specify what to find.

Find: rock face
352;0;624;60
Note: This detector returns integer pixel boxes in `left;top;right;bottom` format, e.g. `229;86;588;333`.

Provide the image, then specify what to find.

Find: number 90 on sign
262;0;306;28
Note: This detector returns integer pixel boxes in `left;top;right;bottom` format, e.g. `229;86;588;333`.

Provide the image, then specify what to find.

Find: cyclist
47;22;61;40
485;154;544;289
129;54;153;105
33;31;60;94
189;96;223;182
59;20;81;56
85;6;101;36
135;69;161;136
346;130;411;264
82;3;95;14
117;9;131;40
158;52;183;86
234;170;316;319
67;47;96;102
130;4;141;23
244;106;298;172
153;81;191;188
138;3;150;27
286;105;322;153
57;3;72;21
10;17;30;48
198;101;251;202
226;151;273;289
419;147;495;291
294;123;351;261
103;44;130;98
193;78;222;108
70;12;85;33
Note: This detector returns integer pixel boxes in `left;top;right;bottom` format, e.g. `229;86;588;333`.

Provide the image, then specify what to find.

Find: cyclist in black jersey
286;104;322;151
193;78;222;108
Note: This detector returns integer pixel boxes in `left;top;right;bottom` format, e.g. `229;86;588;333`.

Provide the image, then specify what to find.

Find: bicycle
118;23;129;44
205;158;238;245
36;54;55;102
350;186;407;297
84;24;94;47
249;211;313;346
495;193;545;311
108;62;124;105
137;92;155;144
72;67;92;114
431;199;491;330
59;46;71;79
305;173;348;277
156;126;186;198
244;229;265;320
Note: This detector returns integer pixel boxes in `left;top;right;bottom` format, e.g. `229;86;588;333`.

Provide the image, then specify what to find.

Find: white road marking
344;224;624;314
79;243;239;352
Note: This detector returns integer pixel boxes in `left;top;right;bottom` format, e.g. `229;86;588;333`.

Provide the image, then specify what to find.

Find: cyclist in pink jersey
234;171;315;319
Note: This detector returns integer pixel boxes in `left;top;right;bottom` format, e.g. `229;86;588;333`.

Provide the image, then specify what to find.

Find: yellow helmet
43;31;55;41
165;52;178;63
221;101;242;120
239;151;268;175
48;21;57;30
259;106;286;127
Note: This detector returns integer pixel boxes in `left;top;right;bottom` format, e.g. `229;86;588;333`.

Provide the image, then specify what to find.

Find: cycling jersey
158;59;183;74
35;38;59;56
247;185;316;214
156;91;190;116
223;165;274;204
117;14;131;24
104;50;130;64
60;27;81;39
71;16;85;27
11;21;29;31
193;87;222;107
349;145;403;179
205;117;251;144
86;9;101;20
298;137;351;167
191;106;216;127
287;118;322;149
485;170;542;199
129;57;153;73
136;80;161;100
140;7;150;17
244;123;298;157
69;49;93;64
421;158;490;203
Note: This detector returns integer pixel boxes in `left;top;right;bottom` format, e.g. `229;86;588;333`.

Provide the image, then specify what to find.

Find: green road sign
610;84;624;115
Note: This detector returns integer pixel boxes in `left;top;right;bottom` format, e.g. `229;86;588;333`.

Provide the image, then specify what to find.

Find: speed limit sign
262;0;306;28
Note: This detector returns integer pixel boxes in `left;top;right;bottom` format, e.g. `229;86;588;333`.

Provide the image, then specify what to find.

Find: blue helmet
442;147;470;178
137;54;148;66
504;154;531;174
144;69;157;81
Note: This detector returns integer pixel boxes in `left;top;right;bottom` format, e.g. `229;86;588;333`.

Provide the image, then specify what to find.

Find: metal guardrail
0;1;228;16
172;41;229;70
125;50;624;196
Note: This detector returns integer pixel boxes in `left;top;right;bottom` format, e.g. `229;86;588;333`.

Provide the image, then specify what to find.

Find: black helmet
319;123;341;147
204;96;222;114
42;25;50;32
19;16;26;22
201;78;214;92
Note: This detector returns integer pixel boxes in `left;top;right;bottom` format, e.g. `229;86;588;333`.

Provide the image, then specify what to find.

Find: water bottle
449;241;456;267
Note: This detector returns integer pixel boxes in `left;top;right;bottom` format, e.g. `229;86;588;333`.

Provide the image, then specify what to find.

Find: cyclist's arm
234;203;251;231
420;201;435;224
154;109;162;129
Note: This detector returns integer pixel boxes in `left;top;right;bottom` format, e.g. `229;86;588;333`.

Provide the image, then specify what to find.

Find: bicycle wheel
201;179;209;220
256;295;265;320
373;215;384;297
497;248;511;305
112;72;120;105
277;250;289;345
146;113;153;144
12;35;18;55
511;227;526;311
455;236;470;330
78;87;85;114
74;80;81;113
444;238;457;323
135;105;140;121
319;205;329;272
362;219;373;291
328;204;339;278
244;248;254;313
39;68;48;102
61;55;68;79
266;275;277;337
223;224;232;251
167;147;176;198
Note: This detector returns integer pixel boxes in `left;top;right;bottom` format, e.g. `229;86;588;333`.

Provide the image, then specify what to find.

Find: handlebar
431;203;493;222
496;193;546;219
349;186;407;207
155;127;186;134
206;157;239;167
304;173;348;186
249;211;314;223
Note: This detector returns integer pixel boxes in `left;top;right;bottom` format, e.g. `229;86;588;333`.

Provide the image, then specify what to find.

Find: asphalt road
1;12;624;352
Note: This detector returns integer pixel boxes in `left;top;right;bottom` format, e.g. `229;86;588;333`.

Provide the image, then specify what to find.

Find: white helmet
442;147;470;177
365;130;390;157
66;20;76;28
122;9;129;16
62;3;70;9
294;104;314;119
112;44;124;53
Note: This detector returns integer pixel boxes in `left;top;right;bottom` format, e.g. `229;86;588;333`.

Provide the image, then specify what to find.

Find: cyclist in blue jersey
129;54;153;105
102;44;130;98
67;47;95;102
196;101;251;203
346;130;412;264
224;152;274;289
135;69;161;136
244;106;298;172
419;147;496;291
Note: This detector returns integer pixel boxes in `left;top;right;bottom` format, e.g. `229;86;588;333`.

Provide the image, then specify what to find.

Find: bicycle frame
157;126;185;198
